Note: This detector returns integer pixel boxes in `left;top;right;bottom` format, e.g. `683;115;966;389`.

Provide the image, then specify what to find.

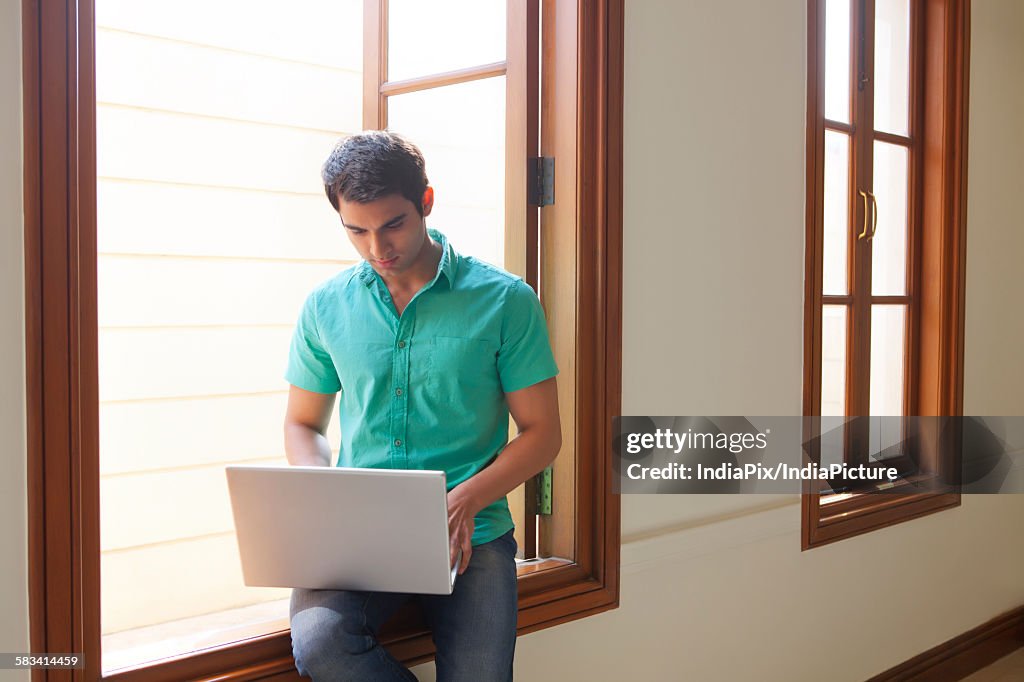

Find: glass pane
869;415;906;461
96;0;361;672
388;0;506;81
824;0;852;123
874;0;911;136
824;130;850;295
387;77;506;267
871;142;909;295
869;305;907;416
821;305;848;416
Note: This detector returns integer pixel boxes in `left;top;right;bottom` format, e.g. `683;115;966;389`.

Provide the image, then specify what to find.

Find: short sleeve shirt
285;229;559;546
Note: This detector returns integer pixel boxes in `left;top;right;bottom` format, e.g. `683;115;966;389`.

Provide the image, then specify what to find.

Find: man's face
337;189;434;278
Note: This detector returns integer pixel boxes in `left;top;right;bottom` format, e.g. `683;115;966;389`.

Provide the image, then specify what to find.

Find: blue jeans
289;530;518;681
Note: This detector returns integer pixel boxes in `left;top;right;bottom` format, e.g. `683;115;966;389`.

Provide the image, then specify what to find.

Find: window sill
102;556;611;681
803;490;960;549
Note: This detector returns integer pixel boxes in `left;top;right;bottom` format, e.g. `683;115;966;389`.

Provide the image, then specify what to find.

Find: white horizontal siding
98;327;292;401
99;393;341;476
101;532;291;633
97;28;361;132
97;179;352;261
94;0;365;639
101;456;282;551
96;0;362;71
98;257;349;327
97;106;340;194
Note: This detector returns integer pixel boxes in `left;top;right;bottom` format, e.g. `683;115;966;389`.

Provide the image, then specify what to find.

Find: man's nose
369;232;389;258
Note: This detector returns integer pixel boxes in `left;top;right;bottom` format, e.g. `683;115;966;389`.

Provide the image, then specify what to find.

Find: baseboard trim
868;605;1024;681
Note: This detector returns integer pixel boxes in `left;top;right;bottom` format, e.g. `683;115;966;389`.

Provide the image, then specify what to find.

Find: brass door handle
858;190;870;239
868;191;878;240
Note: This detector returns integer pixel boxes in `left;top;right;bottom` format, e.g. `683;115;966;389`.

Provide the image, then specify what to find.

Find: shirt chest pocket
418;336;499;393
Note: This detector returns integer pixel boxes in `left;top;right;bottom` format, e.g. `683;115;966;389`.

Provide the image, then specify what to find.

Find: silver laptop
225;465;460;595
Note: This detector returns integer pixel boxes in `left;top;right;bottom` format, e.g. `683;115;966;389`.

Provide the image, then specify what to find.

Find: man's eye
387;223;402;230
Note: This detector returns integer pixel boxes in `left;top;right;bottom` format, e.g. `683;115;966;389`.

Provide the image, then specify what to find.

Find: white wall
3;1;1023;681
962;0;1024;416
0;0;30;677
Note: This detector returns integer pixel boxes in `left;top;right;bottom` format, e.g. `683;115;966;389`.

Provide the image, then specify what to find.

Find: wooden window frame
801;0;970;550
23;0;622;678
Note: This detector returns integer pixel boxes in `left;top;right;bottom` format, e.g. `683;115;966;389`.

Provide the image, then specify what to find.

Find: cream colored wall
0;0;29;679
3;0;1023;679
962;0;1024;416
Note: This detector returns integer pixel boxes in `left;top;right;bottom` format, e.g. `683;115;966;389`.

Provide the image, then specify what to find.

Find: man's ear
421;186;434;217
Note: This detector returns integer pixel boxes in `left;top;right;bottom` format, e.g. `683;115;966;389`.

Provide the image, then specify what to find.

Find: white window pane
823;130;850;295
387;77;506;268
869;305;907;417
824;0;852;123
868;305;908;463
821;305;848;416
388;0;506;81
874;0;911;136
871;142;909;295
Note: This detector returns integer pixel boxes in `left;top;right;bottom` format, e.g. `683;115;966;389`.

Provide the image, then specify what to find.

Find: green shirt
285;229;559;546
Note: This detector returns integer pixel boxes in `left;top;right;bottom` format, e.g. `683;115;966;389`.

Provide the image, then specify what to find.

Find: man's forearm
449;424;561;516
284;423;333;467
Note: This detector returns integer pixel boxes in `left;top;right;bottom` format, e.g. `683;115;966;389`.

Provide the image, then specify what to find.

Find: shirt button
398;341;406;348
395;388;403;396
395;439;402;447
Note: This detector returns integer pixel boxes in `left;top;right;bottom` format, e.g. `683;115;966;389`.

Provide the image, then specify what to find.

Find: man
284;130;562;681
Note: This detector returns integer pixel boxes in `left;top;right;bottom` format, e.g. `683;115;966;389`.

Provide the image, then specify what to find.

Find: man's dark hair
321;130;430;215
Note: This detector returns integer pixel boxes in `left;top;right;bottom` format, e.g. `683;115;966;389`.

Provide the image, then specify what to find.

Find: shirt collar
429;228;458;289
356;228;459;290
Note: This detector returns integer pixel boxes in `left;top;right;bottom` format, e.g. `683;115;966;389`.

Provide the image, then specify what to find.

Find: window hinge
527;157;555;207
534;465;553;515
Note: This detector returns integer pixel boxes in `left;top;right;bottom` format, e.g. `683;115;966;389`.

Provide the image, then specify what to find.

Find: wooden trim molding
22;0;43;672
866;605;1024;681
24;0;622;679
23;0;99;678
361;0;387;130
379;61;507;97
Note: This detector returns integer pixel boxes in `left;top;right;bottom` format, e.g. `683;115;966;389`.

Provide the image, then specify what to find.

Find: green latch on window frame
536;465;552;516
